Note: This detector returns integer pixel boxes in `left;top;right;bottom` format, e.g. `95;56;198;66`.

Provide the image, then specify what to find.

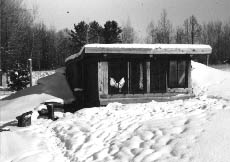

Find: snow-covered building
65;44;212;108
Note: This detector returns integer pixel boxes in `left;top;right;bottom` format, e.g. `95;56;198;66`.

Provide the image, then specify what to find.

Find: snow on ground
0;69;74;122
211;64;230;72
1;62;230;162
1;98;229;162
192;61;230;100
192;109;230;162
32;70;55;85
47;99;228;162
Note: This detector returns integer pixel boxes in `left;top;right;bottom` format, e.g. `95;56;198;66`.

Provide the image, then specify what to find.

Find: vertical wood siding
98;62;108;95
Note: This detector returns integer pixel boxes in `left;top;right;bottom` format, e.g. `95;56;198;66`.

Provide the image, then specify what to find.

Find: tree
121;18;136;43
7;63;30;91
146;21;156;43
69;21;89;53
69;21;104;52
55;29;72;66
0;0;35;73
155;9;173;43
184;15;201;44
175;27;185;44
201;21;223;64
88;21;103;43
103;20;122;43
222;22;230;62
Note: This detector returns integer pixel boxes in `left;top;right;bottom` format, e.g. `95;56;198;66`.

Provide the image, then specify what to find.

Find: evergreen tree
88;21;103;43
69;21;89;52
7;63;30;91
103;20;122;43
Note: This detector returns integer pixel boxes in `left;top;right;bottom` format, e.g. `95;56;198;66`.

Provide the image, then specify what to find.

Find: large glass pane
130;62;146;93
169;60;177;88
108;61;128;94
178;61;186;87
150;59;167;93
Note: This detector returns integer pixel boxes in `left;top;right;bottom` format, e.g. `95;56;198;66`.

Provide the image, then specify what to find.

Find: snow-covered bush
7;64;30;91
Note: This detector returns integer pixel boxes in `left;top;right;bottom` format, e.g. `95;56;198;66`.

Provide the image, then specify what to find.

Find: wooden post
47;104;54;120
146;61;150;93
98;62;108;95
0;69;2;86
28;58;32;87
206;55;209;66
187;60;192;89
127;61;130;93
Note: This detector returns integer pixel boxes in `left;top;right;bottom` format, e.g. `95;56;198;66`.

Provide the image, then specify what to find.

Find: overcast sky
25;0;230;37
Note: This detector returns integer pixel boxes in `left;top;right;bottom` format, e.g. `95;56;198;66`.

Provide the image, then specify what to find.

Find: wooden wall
97;57;192;98
98;62;108;96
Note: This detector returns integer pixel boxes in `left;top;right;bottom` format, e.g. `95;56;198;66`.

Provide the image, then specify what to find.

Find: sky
24;0;230;37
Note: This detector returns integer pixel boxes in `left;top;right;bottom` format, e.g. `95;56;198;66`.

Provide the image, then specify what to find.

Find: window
169;60;187;88
108;60;147;94
129;61;146;93
150;59;167;93
108;61;128;94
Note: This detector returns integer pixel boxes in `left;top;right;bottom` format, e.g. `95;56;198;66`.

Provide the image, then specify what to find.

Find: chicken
110;77;125;90
118;77;125;89
110;77;118;88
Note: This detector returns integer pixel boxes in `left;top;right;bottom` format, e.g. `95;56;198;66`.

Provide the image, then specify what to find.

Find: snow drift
192;61;230;100
0;69;74;122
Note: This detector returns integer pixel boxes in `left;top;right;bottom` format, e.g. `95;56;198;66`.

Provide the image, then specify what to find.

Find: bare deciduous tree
121;18;136;43
155;9;173;43
184;15;201;44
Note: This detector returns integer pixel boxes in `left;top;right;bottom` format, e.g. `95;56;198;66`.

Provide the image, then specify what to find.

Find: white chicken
118;77;125;89
110;77;125;91
110;77;118;88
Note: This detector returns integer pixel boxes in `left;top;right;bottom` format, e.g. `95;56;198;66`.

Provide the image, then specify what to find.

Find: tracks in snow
48;98;228;162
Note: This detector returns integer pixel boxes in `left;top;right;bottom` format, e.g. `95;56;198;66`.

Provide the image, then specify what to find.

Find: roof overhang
85;44;212;55
65;44;212;63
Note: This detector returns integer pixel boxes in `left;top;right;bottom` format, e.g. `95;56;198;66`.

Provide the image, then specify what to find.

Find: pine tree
69;21;89;52
103;20;122;44
88;21;103;43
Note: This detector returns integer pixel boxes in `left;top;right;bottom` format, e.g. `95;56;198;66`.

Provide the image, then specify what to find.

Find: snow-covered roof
65;47;84;63
85;44;212;54
65;44;212;62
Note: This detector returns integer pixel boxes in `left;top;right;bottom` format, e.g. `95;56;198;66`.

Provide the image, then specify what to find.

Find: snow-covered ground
211;64;230;72
32;70;55;85
1;62;230;162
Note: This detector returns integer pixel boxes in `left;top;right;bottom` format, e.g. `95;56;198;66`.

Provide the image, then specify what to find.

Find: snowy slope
192;61;230;100
0;70;74;122
1;62;230;162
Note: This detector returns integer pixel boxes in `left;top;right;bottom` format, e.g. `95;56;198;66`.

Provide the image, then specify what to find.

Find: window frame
129;60;147;94
108;59;147;95
108;60;128;94
168;59;188;88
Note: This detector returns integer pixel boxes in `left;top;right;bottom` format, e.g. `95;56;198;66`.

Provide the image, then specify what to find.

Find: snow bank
192;109;230;162
0;71;74;122
192;61;230;100
32;70;55;85
0;119;68;162
1;98;228;162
